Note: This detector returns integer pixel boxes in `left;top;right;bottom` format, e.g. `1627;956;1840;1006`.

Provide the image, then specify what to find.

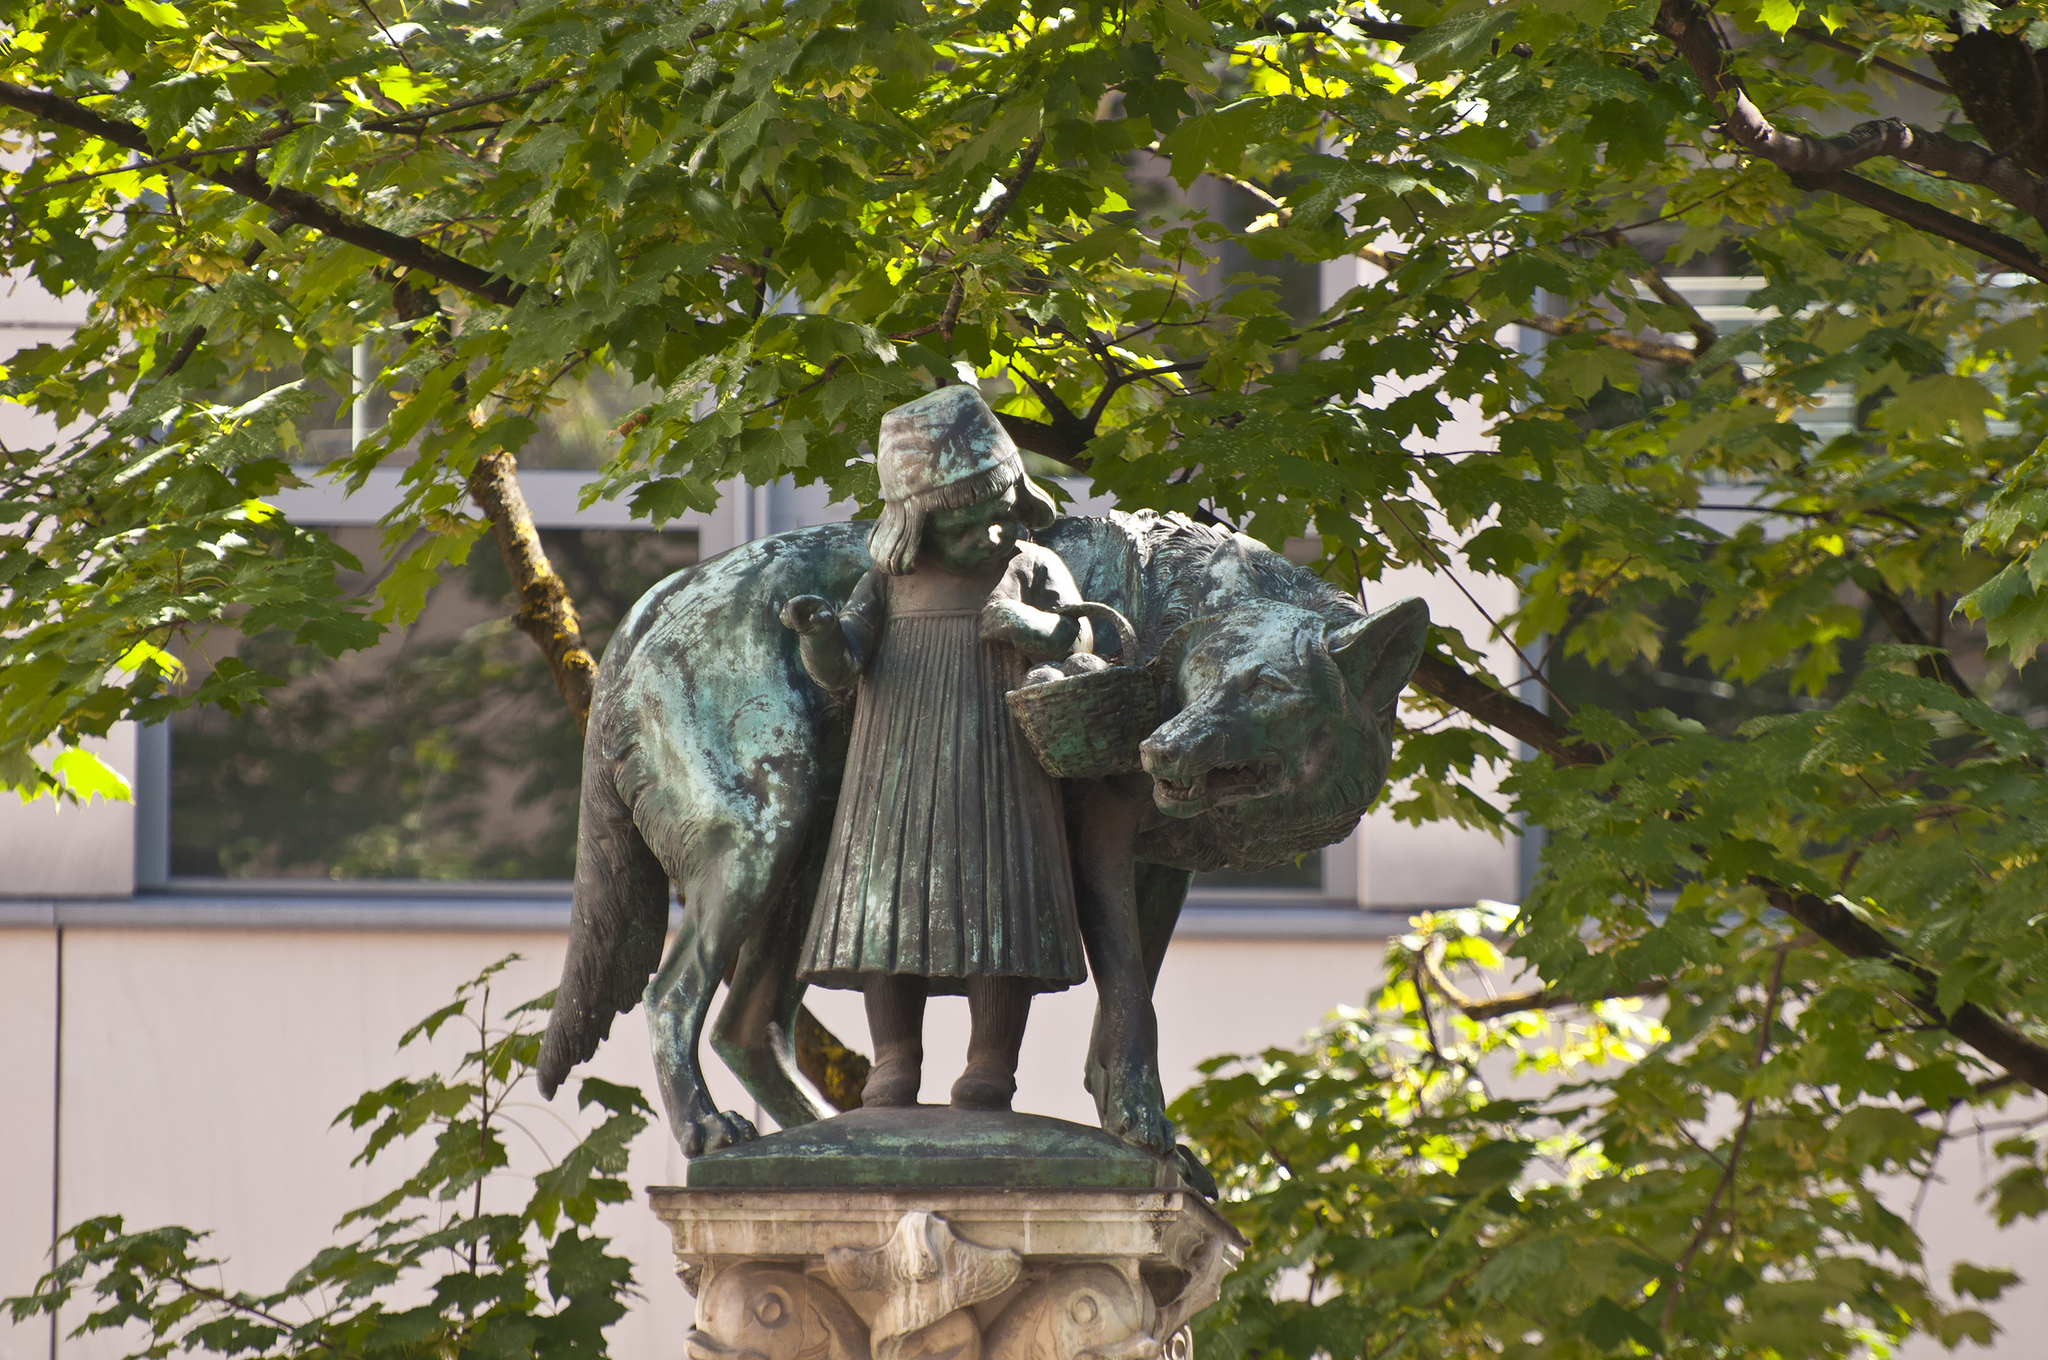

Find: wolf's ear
1327;598;1430;715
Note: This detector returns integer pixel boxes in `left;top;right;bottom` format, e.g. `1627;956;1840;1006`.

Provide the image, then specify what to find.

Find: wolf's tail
537;712;671;1099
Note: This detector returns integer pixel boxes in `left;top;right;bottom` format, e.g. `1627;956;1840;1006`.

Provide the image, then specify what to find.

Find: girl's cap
876;386;1056;529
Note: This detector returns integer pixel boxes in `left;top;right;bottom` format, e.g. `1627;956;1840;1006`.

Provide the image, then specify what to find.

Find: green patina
537;385;1429;1165
683;1107;1185;1189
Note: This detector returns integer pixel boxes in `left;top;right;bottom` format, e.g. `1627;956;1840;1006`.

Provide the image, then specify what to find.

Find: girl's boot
952;976;1031;1110
862;975;928;1107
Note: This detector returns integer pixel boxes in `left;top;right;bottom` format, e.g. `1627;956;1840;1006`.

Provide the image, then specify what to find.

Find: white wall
1353;563;1525;909
0;270;86;451
7;924;2043;1360
0;924;1383;1360
0;931;57;1360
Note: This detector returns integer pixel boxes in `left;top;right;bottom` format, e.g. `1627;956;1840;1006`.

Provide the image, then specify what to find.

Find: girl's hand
981;599;1080;660
781;595;837;635
979;599;1032;649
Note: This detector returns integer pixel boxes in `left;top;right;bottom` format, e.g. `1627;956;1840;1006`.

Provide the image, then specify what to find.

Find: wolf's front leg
1073;779;1174;1156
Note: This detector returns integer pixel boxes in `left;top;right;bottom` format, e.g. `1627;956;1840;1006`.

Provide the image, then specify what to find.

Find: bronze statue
538;385;1429;1162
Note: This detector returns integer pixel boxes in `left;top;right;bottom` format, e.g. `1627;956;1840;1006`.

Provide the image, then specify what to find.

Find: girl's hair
867;498;930;576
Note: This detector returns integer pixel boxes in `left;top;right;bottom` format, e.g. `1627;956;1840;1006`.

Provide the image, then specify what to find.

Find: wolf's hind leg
710;889;828;1130
646;838;797;1156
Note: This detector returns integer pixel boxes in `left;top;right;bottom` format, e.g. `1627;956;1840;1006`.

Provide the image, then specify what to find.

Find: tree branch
1406;648;2048;1100
1763;886;2048;1098
1636;264;1718;355
1010;367;1098;460
1862;582;1975;699
1253;10;1421;41
1410;653;1606;767
1789;27;1948;96
1886;126;2048;229
385;282;596;727
1654;0;2048;278
466;449;599;730
1518;313;1702;367
0;80;523;307
350;81;559;131
996;412;1092;471
1662;939;1790;1330
1709;97;2048;230
1420;945;1666;1020
973;133;1045;244
147;213;299;378
20;87;557;195
935;133;1047;342
1792;167;2048;280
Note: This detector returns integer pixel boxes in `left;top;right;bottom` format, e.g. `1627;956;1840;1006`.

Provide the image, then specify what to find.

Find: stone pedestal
648;1110;1244;1360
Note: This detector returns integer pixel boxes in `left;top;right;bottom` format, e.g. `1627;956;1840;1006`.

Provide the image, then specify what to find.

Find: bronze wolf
538;509;1428;1156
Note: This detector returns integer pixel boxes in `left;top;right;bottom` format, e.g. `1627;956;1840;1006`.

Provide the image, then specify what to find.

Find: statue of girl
779;385;1095;1113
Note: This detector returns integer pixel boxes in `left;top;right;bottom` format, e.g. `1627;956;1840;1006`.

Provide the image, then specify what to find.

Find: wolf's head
1139;595;1429;872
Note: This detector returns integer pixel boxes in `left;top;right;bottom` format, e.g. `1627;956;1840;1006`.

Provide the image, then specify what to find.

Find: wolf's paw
678;1106;759;1158
1096;1046;1174;1156
1104;1091;1175;1158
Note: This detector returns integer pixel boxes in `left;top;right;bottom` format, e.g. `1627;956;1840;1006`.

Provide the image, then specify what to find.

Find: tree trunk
466;448;599;732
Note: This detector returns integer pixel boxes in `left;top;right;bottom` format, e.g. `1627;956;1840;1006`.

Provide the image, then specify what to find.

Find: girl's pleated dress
799;547;1087;995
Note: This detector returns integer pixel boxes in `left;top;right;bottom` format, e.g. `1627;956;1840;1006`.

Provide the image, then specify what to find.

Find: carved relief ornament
685;1212;1211;1360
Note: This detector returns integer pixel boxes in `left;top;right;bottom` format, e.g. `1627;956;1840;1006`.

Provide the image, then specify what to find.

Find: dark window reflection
170;528;696;880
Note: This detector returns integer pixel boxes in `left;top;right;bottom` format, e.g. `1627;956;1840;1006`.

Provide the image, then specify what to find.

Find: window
167;525;695;881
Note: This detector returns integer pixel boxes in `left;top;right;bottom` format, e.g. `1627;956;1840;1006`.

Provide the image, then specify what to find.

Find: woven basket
1004;603;1159;779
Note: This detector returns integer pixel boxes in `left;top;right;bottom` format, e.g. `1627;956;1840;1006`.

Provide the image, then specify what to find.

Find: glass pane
293;363;652;469
169;527;696;880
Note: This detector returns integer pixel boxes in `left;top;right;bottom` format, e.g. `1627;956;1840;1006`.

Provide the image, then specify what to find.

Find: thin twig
1788;26;1949;95
1420;943;1667;1020
1410;960;1453;1070
20;82;557;195
935;133;1046;342
1661;940;1791;1331
0;80;523;306
1519;312;1702;367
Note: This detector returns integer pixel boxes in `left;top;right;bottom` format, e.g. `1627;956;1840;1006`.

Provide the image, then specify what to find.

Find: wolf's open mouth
1151;759;1279;812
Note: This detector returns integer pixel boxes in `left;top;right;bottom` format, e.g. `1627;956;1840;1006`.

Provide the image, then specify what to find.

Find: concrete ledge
0;894;1407;939
0;895;580;931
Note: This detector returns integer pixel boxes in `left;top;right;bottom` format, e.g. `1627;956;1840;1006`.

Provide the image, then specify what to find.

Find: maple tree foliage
6;0;2048;1351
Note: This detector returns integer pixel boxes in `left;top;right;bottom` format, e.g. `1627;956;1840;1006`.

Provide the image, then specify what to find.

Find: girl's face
923;484;1024;573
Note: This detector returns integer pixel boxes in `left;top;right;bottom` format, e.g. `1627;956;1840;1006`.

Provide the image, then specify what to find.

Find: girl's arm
980;546;1091;662
782;570;883;690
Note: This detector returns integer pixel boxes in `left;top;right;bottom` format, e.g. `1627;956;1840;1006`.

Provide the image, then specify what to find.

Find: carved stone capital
652;1188;1241;1360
